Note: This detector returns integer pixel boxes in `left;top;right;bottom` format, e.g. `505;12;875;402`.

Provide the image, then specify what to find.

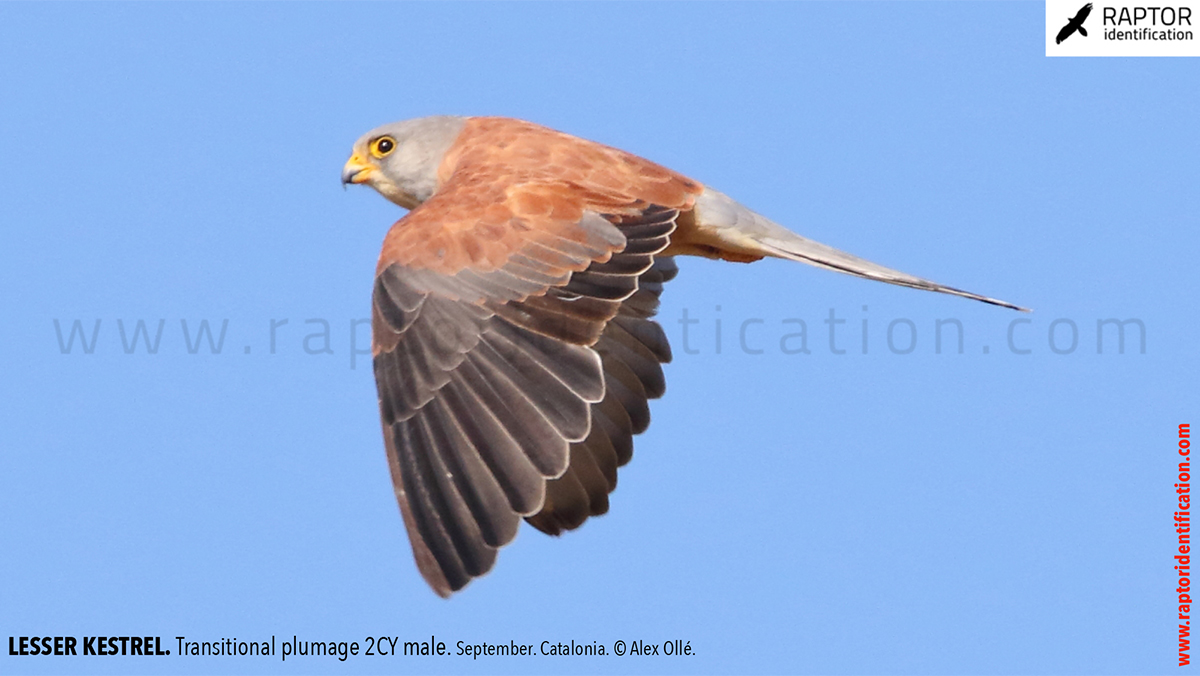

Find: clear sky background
1;2;1196;675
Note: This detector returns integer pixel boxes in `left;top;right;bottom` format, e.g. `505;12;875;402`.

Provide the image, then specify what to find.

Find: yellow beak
341;153;374;185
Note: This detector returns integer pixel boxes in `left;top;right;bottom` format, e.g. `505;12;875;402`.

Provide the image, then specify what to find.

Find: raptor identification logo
1046;0;1199;55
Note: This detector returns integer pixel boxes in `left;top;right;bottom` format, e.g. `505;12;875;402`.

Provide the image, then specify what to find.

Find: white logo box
1047;0;1200;56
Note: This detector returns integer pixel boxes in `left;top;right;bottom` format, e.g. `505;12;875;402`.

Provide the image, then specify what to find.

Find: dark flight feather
373;208;681;595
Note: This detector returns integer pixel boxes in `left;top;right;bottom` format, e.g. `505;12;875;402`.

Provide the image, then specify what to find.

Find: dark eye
371;136;396;158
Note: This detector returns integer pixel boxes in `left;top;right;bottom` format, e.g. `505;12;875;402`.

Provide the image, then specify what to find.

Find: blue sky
1;2;1196;675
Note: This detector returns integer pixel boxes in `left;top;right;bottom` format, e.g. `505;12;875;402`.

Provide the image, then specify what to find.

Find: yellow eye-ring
370;136;396;158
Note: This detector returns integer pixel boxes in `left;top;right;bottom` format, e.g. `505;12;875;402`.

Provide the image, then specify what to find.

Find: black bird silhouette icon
1057;3;1093;43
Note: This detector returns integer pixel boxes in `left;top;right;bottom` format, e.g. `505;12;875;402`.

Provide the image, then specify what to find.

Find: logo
1056;2;1094;42
1046;0;1198;56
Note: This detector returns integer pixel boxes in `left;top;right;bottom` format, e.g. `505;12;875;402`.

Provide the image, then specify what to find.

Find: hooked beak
341;153;374;185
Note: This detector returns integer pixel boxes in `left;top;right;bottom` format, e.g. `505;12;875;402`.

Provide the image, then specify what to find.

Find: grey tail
693;188;1031;312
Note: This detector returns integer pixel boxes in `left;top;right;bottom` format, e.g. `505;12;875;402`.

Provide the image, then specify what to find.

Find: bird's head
342;116;467;210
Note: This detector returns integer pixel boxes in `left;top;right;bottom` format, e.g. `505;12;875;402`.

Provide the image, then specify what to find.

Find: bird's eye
371;136;396;158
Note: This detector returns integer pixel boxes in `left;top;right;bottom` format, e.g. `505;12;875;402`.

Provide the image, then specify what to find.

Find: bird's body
342;116;1024;596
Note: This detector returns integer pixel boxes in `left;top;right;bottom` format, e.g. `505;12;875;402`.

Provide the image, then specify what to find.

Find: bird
1056;3;1093;43
341;115;1026;597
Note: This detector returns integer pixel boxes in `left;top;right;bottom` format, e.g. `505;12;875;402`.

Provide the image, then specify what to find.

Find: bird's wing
524;254;678;536
1076;3;1093;22
1056;23;1076;43
372;164;684;596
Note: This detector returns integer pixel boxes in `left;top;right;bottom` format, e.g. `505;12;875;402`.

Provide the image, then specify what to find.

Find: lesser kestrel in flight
342;116;1024;597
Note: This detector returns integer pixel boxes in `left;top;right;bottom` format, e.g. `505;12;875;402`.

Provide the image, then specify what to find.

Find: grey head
342;116;467;209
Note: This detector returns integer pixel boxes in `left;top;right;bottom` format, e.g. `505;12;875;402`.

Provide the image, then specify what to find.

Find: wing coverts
374;205;682;595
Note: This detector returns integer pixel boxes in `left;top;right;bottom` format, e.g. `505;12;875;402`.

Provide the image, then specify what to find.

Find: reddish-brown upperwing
369;118;702;596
